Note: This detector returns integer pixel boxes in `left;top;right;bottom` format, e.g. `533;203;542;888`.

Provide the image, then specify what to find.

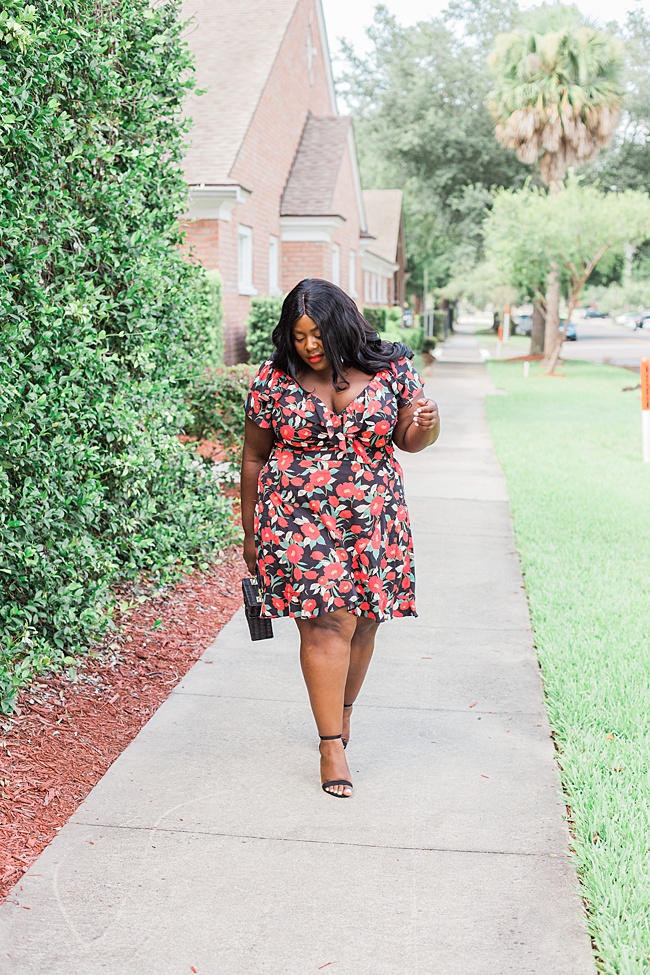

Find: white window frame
331;243;340;286
348;249;357;297
268;235;281;295
238;225;256;296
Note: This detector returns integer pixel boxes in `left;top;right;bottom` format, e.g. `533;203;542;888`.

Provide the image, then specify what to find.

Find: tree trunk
544;180;562;358
547;293;578;374
531;304;545;355
545;263;561;356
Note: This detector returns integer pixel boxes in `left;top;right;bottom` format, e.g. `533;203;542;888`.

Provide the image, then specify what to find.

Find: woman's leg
296;608;357;797
342;617;380;745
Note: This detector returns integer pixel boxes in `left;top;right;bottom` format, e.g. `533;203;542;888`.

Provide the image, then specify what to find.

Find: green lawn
485;360;650;975
477;330;531;354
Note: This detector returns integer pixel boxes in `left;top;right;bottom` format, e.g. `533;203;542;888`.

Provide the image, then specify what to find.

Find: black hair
270;278;413;390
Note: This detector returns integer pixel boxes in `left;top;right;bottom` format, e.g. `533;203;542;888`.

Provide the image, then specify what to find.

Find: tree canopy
488;4;625;184
337;1;650;300
338;2;529;293
485;177;650;368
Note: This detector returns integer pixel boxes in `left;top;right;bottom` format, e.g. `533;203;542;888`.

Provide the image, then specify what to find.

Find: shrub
194;269;224;368
185;365;258;464
246;295;283;364
386;306;403;327
0;0;236;713
409;327;425;353
363;306;388;333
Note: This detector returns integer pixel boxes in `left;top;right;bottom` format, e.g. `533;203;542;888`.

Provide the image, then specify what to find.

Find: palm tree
487;5;625;358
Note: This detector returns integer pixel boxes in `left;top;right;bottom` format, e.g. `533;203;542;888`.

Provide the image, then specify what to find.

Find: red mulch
0;544;245;902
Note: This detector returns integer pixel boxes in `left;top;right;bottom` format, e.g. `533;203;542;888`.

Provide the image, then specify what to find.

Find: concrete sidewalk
1;335;595;975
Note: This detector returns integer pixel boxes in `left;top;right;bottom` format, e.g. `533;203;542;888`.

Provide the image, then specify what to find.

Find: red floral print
244;357;424;620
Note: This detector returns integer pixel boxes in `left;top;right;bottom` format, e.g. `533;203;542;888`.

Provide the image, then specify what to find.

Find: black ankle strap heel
319;734;353;798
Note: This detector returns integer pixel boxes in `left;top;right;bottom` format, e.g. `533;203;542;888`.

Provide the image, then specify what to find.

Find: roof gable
362;190;404;263
281;116;351;216
181;0;337;186
182;0;299;185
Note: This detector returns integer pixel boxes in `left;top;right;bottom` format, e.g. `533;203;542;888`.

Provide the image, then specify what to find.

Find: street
560;316;650;369
461;314;650;370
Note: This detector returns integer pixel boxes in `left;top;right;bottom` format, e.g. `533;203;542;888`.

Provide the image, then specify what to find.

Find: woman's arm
240;417;275;573
392;390;440;453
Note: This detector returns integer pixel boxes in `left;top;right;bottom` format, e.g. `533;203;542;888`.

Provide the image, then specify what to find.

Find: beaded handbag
241;576;274;641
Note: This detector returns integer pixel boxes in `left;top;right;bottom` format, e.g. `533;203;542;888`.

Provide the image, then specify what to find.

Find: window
268;235;280;295
381;275;388;304
348;250;357;297
364;271;371;303
238;225;255;295
331;243;340;286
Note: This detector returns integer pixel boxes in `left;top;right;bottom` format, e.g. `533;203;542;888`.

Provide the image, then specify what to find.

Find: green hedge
0;0;235;713
245;295;283;364
194;269;224;368
185;365;258;465
363;306;388;333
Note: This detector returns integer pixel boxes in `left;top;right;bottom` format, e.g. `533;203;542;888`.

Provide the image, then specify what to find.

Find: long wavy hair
271;278;413;390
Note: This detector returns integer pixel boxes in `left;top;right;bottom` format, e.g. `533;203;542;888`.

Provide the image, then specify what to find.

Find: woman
241;279;440;798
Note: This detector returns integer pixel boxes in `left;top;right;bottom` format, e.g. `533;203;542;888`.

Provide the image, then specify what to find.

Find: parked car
513;314;533;336
514;316;576;339
560;319;577;341
584;307;608;318
617;312;640;329
635;311;650;330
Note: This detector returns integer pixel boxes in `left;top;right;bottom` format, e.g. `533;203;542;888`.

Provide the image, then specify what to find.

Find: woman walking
241;279;440;798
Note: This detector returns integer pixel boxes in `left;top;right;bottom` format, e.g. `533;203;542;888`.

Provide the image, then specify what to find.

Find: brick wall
282;241;328;290
183;0;337;363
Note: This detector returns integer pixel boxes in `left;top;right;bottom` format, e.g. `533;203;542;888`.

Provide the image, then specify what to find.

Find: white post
642;359;650;463
523;361;530;378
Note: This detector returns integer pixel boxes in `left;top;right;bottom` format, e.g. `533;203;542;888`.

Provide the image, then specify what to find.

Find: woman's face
292;315;329;372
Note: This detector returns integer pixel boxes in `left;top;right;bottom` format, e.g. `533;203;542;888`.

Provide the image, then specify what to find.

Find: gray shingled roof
362;189;403;263
181;0;299;185
281;115;351;216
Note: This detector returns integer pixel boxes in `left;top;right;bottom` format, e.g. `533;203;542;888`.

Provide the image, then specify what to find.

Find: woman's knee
354;616;380;638
297;608;357;645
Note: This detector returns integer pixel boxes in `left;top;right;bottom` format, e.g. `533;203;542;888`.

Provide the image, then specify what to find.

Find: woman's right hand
243;534;257;576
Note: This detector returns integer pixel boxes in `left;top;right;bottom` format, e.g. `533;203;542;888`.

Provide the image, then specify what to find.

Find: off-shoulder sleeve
390;357;424;409
244;359;276;429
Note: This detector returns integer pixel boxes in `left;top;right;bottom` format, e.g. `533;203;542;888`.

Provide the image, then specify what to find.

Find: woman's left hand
412;397;439;429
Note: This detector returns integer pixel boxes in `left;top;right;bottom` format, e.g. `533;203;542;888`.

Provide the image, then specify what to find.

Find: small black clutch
241;576;274;641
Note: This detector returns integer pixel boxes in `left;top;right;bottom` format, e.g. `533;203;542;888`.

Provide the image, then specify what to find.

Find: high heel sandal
319;734;353;798
342;702;354;749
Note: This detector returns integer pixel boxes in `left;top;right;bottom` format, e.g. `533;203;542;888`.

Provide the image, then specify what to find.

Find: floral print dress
244;356;424;621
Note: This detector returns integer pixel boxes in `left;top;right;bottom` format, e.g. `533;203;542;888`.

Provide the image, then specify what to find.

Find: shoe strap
343;702;354;708
319;733;342;740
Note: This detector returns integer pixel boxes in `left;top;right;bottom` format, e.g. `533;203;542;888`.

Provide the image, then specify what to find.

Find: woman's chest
270;372;399;454
301;370;377;415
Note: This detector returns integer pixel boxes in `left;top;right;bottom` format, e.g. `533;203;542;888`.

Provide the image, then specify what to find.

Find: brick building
362;190;407;310
180;0;406;363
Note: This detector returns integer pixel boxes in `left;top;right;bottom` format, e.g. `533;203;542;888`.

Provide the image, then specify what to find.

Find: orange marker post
496;323;503;358
642;358;650;463
503;306;511;346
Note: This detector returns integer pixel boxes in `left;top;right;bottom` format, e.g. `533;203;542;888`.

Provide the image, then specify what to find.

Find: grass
485;359;650;975
477;330;531;353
